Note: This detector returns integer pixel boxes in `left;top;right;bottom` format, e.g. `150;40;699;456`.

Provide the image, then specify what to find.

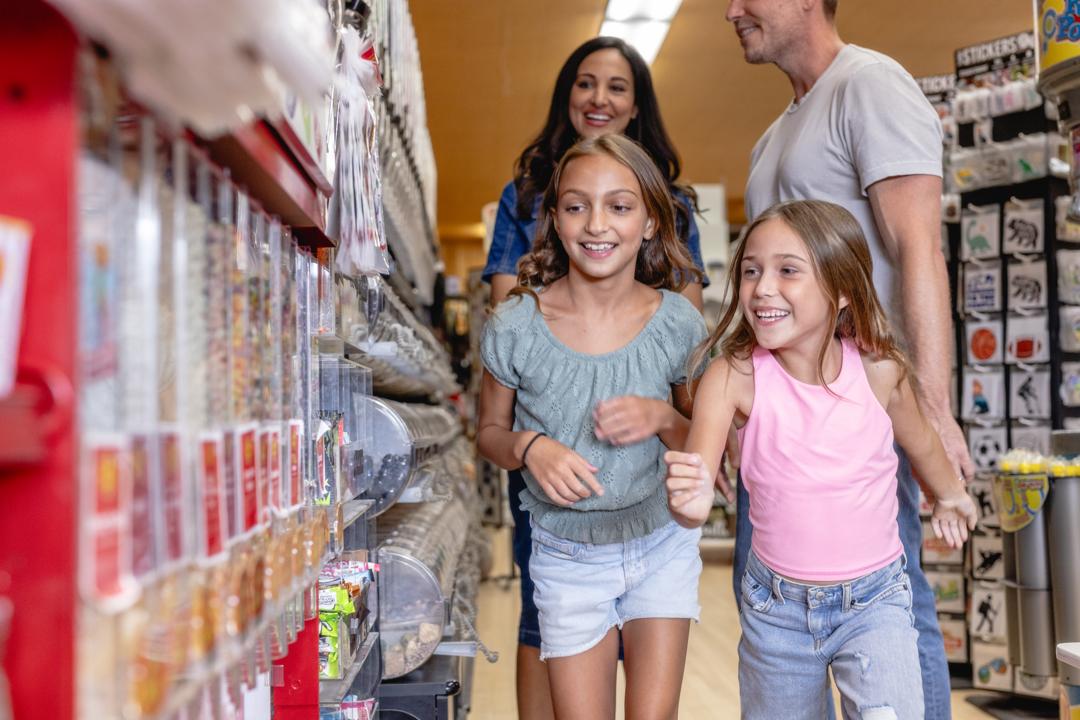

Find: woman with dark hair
481;36;706;720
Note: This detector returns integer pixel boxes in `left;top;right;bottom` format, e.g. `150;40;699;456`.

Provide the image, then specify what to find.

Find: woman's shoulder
499;179;518;203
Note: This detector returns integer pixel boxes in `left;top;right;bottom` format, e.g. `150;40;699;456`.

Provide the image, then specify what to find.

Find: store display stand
0;4;79;719
379;654;464;720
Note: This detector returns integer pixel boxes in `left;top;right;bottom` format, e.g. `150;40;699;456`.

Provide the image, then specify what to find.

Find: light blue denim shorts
529;519;703;660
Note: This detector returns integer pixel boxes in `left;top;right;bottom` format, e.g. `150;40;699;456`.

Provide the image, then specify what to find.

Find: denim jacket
482;180;708;285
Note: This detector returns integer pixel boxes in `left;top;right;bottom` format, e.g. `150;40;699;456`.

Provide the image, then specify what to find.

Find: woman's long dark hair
512;37;696;235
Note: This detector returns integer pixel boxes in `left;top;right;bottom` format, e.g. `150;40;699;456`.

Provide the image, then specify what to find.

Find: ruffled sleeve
651;291;709;386
480;294;537;390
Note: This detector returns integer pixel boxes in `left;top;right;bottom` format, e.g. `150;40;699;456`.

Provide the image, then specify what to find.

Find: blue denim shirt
482;180;708;285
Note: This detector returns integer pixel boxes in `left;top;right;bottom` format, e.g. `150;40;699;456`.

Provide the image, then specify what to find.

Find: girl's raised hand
593;396;668;446
664;450;714;527
525;435;604;507
930;492;978;548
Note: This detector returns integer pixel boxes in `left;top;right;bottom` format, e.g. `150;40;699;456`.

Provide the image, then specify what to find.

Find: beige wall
412;0;1035;268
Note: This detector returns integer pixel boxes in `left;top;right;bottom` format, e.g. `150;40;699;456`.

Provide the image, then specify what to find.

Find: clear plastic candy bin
377;493;468;679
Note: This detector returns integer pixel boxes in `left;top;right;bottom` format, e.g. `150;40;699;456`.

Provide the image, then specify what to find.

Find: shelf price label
80;433;135;608
288;419;303;509
267;425;282;512
161;429;187;564
239;425;259;532
198;432;226;558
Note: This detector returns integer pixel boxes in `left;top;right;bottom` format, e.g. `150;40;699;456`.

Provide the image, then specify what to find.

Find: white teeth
586;114;611;121
583;243;614;251
755;310;788;319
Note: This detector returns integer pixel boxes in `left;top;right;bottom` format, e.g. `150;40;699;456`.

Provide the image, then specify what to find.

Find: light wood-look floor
471;527;996;719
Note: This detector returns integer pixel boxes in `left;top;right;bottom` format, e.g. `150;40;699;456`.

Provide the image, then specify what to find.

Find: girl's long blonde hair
510;134;702;301
688;200;908;385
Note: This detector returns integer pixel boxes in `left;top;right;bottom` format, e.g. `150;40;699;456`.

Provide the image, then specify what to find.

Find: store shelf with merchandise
916;30;1079;706
0;4;484;720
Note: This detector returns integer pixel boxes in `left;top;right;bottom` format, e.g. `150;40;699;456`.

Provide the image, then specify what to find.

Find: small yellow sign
1039;1;1080;73
993;470;1050;532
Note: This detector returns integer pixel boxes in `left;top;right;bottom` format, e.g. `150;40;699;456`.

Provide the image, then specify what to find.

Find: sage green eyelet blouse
481;289;707;544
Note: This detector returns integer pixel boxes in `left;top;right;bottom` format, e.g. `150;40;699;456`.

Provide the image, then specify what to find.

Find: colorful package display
961;369;1005;422
1060;305;1080;351
962;204;1001;261
939;616;969;663
968;425;1007;474
972;641;1013;691
1009;133;1049;184
964;319;1004;365
962;262;1002;314
1004;314;1050;364
921;522;964;565
926;570;966;613
969;582;1008;643
979;144;1015;188
1062;362;1080;407
948;148;981;193
942;193;961;223
1056;195;1080;242
1010;423;1051;456
1008;367;1051;419
970;533;1005;581
1059;249;1080;304
1002;198;1044;255
1006;260;1048;310
968;479;999;529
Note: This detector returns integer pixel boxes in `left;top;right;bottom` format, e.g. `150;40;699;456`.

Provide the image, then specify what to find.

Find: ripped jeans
738;550;924;720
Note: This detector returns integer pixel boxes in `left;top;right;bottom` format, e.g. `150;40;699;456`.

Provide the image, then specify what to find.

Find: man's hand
926;409;975;484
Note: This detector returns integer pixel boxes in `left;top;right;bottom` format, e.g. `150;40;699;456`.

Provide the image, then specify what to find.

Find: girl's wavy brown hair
510;134;702;301
688;199;909;387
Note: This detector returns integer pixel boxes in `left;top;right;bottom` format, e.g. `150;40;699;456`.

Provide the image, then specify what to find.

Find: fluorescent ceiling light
599;19;670;65
605;0;683;22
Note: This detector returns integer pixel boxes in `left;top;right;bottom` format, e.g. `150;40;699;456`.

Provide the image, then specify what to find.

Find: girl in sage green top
477;134;706;719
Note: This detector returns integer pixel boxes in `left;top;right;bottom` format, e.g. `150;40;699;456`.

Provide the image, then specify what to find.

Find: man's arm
868;174;975;482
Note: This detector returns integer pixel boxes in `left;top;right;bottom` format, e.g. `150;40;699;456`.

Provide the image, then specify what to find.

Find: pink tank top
737;338;902;581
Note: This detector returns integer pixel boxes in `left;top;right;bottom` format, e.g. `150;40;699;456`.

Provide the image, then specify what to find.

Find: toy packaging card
1002;197;1044;255
962;204;1001;261
967;425;1008;474
962;369;1006;422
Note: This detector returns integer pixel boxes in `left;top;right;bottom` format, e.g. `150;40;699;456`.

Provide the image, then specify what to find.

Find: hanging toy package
328;27;390;279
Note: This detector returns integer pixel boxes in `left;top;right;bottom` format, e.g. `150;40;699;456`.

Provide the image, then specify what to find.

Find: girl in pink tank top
664;200;978;718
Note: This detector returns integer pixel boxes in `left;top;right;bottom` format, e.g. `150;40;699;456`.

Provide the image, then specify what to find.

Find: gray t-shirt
481;289;707;544
744;44;943;336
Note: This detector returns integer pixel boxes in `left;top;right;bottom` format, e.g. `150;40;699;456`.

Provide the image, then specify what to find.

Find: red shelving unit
0;4;79;719
0;6;339;716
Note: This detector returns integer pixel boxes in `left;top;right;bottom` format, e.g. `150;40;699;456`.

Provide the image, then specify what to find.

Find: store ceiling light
604;0;683;22
599;1;683;65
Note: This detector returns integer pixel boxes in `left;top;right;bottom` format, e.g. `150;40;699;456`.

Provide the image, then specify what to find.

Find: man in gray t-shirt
727;1;972;718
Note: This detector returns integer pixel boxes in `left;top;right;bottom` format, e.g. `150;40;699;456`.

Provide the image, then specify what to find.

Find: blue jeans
739;550;923;719
509;469;543;648
733;448;950;719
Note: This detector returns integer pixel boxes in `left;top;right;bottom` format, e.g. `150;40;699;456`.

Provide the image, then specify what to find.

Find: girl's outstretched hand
930;492;978;548
664;450;714;528
593;396;669;446
525;435;604;507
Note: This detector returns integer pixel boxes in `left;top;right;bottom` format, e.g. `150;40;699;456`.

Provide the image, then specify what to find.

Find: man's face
725;0;805;65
